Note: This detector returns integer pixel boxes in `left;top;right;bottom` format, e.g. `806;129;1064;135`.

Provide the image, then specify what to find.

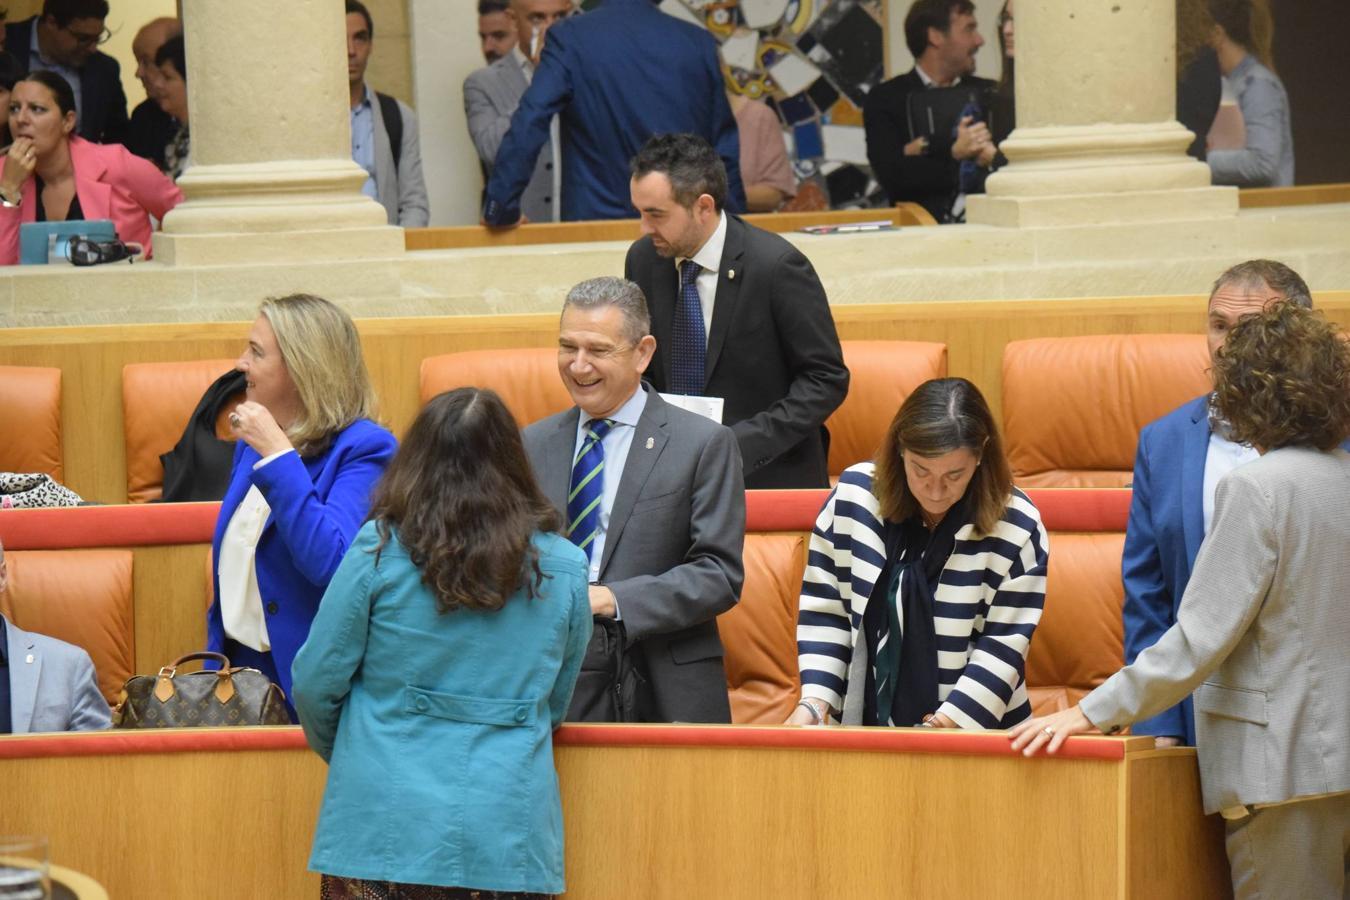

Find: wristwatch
0;187;21;208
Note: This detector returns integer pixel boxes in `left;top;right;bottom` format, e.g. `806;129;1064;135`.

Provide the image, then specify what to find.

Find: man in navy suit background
483;0;745;224
1122;259;1344;748
6;0;128;144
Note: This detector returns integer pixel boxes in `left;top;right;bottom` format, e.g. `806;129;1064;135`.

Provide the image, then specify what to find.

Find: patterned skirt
319;875;552;900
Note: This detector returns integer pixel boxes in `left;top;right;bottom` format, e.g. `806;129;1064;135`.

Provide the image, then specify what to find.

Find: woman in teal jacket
292;387;591;899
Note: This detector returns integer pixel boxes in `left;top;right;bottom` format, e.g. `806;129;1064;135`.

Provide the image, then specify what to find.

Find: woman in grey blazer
1010;302;1350;900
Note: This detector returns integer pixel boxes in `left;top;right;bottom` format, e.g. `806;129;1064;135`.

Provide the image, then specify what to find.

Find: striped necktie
670;259;707;394
567;418;615;561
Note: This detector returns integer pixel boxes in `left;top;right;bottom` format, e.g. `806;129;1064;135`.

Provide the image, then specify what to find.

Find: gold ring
1043;726;1054;736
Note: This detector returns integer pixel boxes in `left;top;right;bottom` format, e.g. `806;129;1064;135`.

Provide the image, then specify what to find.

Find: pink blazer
0;136;184;265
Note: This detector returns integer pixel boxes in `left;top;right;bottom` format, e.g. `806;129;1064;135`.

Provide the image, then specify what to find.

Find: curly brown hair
873;378;1013;536
367;388;562;613
1213;303;1350;452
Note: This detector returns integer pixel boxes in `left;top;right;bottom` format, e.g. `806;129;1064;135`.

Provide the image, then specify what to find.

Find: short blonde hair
258;294;375;456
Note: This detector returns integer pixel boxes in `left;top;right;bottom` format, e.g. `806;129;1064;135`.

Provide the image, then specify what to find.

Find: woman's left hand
229;400;294;458
1007;705;1095;756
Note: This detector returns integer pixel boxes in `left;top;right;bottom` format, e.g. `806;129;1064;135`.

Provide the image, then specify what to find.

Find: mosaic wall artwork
658;0;888;210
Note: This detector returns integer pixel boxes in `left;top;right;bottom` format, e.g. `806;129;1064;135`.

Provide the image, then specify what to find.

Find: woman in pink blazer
0;70;182;265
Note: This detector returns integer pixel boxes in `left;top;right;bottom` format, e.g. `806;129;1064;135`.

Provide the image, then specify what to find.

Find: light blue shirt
29;26;83;126
1208;54;1295;188
570;385;649;587
349;85;378;200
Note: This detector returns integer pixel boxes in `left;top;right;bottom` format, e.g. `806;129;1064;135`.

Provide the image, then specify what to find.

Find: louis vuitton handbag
112;651;291;727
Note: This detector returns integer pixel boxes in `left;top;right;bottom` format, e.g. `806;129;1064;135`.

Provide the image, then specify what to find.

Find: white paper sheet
659;393;725;424
659;0;703;28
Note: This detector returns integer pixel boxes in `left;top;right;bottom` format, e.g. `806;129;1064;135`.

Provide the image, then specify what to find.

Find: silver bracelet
796;699;823;724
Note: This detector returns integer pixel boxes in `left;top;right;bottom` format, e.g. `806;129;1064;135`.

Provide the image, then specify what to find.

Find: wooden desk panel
0;726;1230;900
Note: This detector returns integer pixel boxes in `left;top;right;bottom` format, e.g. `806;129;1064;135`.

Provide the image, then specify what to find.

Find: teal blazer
292;522;591;893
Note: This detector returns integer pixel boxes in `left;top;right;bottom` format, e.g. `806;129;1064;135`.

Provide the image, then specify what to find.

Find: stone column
156;0;404;266
966;0;1237;227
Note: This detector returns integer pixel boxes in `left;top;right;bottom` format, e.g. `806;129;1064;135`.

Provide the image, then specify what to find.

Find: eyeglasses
61;23;113;47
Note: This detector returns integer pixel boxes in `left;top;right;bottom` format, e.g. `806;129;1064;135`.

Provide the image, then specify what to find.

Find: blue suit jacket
483;0;745;223
1122;396;1209;744
1123;394;1350;744
208;419;396;703
292;524;591;893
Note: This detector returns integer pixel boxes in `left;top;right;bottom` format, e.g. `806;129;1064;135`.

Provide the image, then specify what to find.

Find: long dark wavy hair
368;388;562;613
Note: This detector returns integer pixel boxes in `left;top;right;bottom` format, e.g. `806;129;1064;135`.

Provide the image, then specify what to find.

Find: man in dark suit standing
624;133;848;489
483;0;744;224
863;0;996;222
522;276;744;723
6;0;128;145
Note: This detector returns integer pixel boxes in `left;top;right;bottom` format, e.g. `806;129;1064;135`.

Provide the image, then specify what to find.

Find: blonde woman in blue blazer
293;388;591;899
208;294;396;718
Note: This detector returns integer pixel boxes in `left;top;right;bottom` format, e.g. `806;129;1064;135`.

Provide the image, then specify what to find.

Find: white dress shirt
216;449;294;651
676;211;728;342
1203;430;1260;535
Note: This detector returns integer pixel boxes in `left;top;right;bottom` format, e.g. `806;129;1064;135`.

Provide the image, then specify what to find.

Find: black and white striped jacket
797;463;1049;729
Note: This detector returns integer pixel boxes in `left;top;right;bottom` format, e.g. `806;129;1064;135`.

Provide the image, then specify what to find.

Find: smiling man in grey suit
463;0;572;223
0;539;110;734
523;276;744;723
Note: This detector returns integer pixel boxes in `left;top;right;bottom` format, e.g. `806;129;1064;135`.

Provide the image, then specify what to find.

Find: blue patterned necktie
670;258;707;394
567;418;615;561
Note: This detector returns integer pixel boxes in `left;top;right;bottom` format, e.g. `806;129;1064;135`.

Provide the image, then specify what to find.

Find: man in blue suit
483;0;745;224
1123;259;1333;747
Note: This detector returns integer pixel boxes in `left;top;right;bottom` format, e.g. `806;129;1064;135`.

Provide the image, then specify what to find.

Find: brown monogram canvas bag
113;651;291;727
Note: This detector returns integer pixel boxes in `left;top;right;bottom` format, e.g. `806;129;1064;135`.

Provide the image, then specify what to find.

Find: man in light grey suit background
1012;302;1350;900
463;0;572;224
522;276;744;723
0;538;111;734
346;1;429;227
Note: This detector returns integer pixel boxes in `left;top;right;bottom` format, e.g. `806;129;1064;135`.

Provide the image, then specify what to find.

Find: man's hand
976;140;998;168
903;135;928;157
952;115;991;161
588;584;616;617
1154;736;1182;749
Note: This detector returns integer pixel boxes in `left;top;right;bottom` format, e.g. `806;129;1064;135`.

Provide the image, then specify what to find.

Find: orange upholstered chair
122;359;240;503
826;341;947;477
1;549;135;706
1024;532;1126;716
719;532;807;724
0;365;64;482
419;349;571;427
1002;334;1210;487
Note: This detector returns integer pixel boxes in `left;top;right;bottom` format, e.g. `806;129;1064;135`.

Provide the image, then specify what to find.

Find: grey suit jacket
4;615;111;734
1081;447;1350;814
463;56;556;224
370;92;430;227
522;386;745;722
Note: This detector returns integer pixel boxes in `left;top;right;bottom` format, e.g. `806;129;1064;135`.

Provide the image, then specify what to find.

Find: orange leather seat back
123;360;240;503
827;341;948;477
1002;334;1210;487
719;532;807;724
1;549;135;705
419;349;573;427
0;365;63;482
1025;533;1126;716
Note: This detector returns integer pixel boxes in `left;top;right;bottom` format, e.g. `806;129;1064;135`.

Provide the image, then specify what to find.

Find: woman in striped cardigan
789;378;1049;729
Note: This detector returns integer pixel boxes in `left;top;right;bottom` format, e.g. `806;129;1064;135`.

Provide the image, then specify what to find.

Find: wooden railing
1239;182;1350;208
403;203;936;251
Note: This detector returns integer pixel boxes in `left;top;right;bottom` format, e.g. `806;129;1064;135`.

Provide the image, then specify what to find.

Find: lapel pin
26;653;35;664
645;437;654;449
728;269;736;280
